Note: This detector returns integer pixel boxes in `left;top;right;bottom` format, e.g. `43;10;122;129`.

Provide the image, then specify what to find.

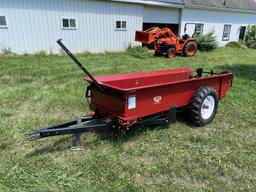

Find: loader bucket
135;27;160;44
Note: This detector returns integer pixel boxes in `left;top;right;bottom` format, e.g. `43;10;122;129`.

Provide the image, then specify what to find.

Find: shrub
34;50;47;56
59;48;66;56
240;43;248;49
225;41;247;49
225;41;241;48
1;47;12;55
77;51;91;56
196;31;218;51
245;25;256;49
126;45;152;59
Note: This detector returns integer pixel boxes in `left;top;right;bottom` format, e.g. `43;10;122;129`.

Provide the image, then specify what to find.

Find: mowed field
0;48;256;191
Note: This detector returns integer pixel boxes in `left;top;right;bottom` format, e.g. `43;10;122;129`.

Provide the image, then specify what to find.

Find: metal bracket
71;133;83;151
71;118;83;151
136;106;177;126
196;68;203;77
166;106;177;124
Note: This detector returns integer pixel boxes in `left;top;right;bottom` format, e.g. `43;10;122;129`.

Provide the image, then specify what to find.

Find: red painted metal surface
85;68;233;127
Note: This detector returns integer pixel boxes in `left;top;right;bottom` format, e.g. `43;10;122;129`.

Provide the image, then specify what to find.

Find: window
62;18;76;29
195;24;204;36
0;16;7;27
116;20;127;30
222;25;231;41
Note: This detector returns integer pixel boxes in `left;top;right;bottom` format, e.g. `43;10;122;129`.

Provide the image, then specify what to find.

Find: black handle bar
57;39;104;92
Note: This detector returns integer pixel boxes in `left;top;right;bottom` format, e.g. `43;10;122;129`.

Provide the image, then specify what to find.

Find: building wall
1;0;256;53
0;0;143;54
143;6;180;24
181;8;256;46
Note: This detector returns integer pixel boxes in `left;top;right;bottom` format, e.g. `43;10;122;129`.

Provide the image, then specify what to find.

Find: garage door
143;6;180;24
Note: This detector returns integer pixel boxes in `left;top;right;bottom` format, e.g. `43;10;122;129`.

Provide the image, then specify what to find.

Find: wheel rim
201;95;215;120
188;45;196;56
168;50;175;59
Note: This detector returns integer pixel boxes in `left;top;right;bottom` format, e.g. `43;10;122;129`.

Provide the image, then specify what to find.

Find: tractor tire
183;41;197;57
188;87;219;126
166;47;176;59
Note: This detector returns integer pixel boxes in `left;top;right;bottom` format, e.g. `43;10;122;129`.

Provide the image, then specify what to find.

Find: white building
181;0;256;46
0;0;256;54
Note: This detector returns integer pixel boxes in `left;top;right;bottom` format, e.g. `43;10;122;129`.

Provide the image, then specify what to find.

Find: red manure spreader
135;27;197;59
27;40;233;147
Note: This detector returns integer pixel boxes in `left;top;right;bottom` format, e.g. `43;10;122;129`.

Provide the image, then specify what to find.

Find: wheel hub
202;104;209;109
188;45;195;56
201;96;215;120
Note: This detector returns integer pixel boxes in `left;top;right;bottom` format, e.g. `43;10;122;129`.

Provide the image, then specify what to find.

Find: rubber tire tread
188;87;219;126
183;41;197;57
166;47;176;59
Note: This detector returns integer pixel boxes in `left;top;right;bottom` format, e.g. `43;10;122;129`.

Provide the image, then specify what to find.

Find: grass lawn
0;48;256;191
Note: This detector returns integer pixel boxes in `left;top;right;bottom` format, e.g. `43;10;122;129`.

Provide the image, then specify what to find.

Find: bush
196;31;218;51
1;47;12;55
225;41;241;48
225;41;247;49
34;50;47;56
245;25;256;49
126;45;152;59
77;51;91;56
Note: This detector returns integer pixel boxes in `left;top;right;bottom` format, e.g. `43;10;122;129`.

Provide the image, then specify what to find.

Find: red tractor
135;27;197;59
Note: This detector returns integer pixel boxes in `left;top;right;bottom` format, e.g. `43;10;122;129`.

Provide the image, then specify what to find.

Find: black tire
188;87;219;126
154;51;162;56
183;41;197;57
166;47;176;59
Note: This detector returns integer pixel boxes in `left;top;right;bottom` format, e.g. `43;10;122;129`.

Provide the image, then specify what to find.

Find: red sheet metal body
84;68;233;126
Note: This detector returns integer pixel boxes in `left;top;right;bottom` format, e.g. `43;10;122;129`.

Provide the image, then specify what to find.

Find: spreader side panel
123;75;232;120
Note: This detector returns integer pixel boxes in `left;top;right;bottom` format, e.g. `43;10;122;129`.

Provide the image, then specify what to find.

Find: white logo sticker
153;96;162;104
128;96;136;109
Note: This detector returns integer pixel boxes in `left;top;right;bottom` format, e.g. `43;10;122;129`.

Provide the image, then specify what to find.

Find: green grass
0;48;256;191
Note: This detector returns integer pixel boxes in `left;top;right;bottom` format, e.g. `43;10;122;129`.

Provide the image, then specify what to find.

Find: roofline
185;4;256;14
110;0;256;13
110;0;184;8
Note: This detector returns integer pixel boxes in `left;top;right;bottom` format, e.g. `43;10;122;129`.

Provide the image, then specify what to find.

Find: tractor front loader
135;27;197;59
